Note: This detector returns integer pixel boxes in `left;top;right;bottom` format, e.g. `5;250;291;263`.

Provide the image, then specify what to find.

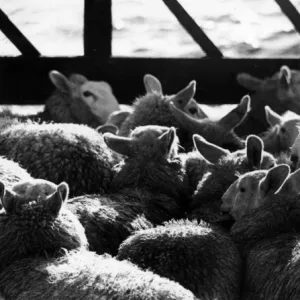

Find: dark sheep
66;125;189;255
235;65;300;136
0;179;197;300
117;219;242;300
228;167;300;300
168;94;251;151
119;74;209;151
0;118;118;197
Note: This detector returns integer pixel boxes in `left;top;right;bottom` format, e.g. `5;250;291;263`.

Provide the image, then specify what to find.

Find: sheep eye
83;91;93;98
240;187;246;193
280;127;286;134
189;107;197;115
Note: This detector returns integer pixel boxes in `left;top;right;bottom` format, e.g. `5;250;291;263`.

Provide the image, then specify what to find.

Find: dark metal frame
0;0;300;105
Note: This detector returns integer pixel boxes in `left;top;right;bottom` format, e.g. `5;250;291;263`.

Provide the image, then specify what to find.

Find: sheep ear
172;81;196;110
277;167;300;196
265;106;282;127
278;65;291;89
49;70;74;94
0;183;16;213
143;74;162;94
103;133;133;157
68;73;88;85
236;73;263;91
246;135;263;169
47;182;69;215
158;127;176;154
106;110;131;128
259;164;290;196
193;134;230;163
218;95;251;131
96;124;118;135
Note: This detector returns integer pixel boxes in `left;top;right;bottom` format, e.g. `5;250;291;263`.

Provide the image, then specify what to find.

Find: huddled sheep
67;125;188;255
3;66;300;299
0;179;197;300
235;65;300;136
119;74;248;152
0;118;119;197
225;167;300;299
261;105;300;155
117;219;242;300
187;133;275;226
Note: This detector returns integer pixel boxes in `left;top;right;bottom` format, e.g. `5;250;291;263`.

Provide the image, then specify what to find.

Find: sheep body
66;125;189;255
0;119;118;197
0;179;197;300
1;250;198;300
117;219;242;300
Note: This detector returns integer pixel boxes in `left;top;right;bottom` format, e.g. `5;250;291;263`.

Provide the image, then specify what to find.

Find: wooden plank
0;9;40;56
161;0;223;58
0;57;299;105
84;0;112;57
274;0;300;35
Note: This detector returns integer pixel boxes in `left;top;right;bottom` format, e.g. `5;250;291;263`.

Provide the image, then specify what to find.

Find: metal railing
1;0;300;58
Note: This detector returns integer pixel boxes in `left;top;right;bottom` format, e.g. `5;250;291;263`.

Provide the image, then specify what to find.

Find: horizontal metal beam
0;56;299;105
0;9;40;56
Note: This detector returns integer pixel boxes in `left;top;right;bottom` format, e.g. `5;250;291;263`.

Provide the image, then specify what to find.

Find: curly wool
67;186;186;256
229;194;300;299
67;193;153;256
242;233;300;300
0;250;197;300
0;119;118;197
117;219;242;300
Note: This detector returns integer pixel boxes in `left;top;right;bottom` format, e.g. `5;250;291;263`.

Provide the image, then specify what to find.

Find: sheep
119;74;210;151
168;94;251;151
227;170;300;299
235;65;300;137
66;125;188;255
187;134;276;226
220;164;291;220
117;219;242;300
288;128;300;170
2;70;120;127
0;179;197;300
261;105;300;155
0;118;118;197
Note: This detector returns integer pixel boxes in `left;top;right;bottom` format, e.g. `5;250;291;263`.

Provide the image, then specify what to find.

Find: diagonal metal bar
0;9;40;56
161;0;223;58
274;0;300;35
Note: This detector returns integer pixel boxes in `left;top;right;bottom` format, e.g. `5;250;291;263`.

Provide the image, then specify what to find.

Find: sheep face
262;105;300;154
104;125;179;160
0;179;88;270
169;95;251;151
221;164;290;220
48;70;119;126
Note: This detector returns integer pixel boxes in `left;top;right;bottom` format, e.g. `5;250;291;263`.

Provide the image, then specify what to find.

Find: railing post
84;0;112;58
